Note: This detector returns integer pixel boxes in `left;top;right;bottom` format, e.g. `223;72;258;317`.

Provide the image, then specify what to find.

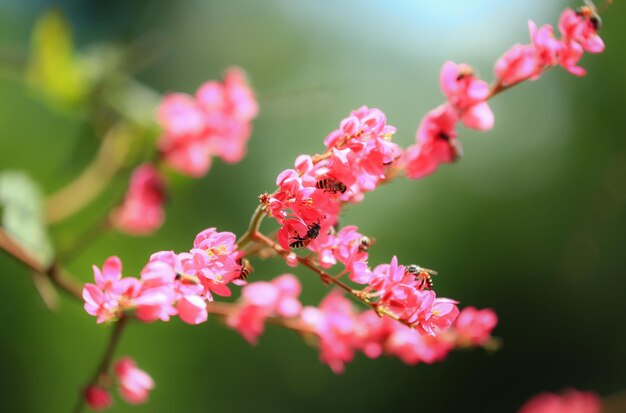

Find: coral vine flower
114;357;155;405
158;67;258;177
558;7;604;53
404;103;460;180
111;164;166;236
227;274;303;344
518;390;601;413
440;61;494;130
84;386;112;410
301;291;356;374
266;106;401;255
494;44;540;86
454;306;498;346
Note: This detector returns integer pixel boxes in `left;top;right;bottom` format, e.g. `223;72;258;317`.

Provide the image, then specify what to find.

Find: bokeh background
1;0;625;412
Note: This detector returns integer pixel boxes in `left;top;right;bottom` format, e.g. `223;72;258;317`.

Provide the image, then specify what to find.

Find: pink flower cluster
350;256;459;334
264;106;401;252
84;357;154;410
226;273;302;344
223;274;497;374
110;68;258;236
518;389;601;413
158;67;258;177
227;286;496;374
82;227;243;325
496;5;604;83
111;164;166;236
403;4;605;180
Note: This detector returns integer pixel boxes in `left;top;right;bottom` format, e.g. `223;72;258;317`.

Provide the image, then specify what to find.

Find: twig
0;227;83;300
72;316;129;413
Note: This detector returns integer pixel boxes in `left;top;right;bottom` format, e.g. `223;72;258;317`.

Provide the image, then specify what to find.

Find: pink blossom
440;61;494;130
494;44;540;86
227;274;303;344
111;164;166;236
559;40;586;76
115;357;155;405
529;21;562;69
84;386;112;410
454;307;498;346
404;104;460;180
158;67;258;177
301;291;356;374
386;323;453;364
83;257;140;323
558;7;604;53
518;390;601;413
176;295;208;325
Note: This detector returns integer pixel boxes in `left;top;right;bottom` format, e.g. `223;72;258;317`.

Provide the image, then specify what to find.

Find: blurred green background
1;1;625;412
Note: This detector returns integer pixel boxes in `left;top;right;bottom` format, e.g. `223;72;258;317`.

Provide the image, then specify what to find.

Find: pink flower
494;44;540;86
559;40;586;76
518;390;601;413
404;104;460;180
111;164;166;236
529;21;562;69
83;257;140;323
84;386;112;410
176;295;208;325
115;357;155;405
386;323;453;364
227;274;303;344
440;61;494;130
454;307;498;346
558;7;604;54
301;291;356;374
158;68;258;177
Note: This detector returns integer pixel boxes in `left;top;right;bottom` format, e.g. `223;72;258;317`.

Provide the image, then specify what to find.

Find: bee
358;235;373;252
315;177;347;194
405;264;438;290
289;221;322;249
175;273;200;285
578;1;602;31
237;258;253;281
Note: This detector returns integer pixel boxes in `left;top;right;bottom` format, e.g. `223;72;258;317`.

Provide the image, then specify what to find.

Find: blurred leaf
0;171;54;267
26;9;90;107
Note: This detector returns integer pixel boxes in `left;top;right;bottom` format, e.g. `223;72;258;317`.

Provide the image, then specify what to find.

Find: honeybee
237;258;253;281
175;273;200;285
578;1;602;30
358;235;374;252
289;221;322;249
315;177;347;194
405;264;438;290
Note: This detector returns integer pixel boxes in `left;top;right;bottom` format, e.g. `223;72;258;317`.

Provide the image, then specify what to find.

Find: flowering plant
0;2;620;412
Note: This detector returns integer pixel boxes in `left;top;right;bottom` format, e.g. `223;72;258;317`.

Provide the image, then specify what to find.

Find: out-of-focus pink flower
558;7;604;54
559;40;586;76
301;291;356;374
115;357;154;405
454;307;498;346
494;44;540;86
386;323;453;364
84;386;112;410
440;61;494;130
518;389;601;413
111;164;166;236
158;67;258;177
227;274;303;344
404;104;460;180
176;295;208;325
529;21;562;69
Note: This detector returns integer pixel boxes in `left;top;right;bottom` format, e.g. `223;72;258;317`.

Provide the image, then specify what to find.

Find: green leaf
26;9;90;107
0;171;54;267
